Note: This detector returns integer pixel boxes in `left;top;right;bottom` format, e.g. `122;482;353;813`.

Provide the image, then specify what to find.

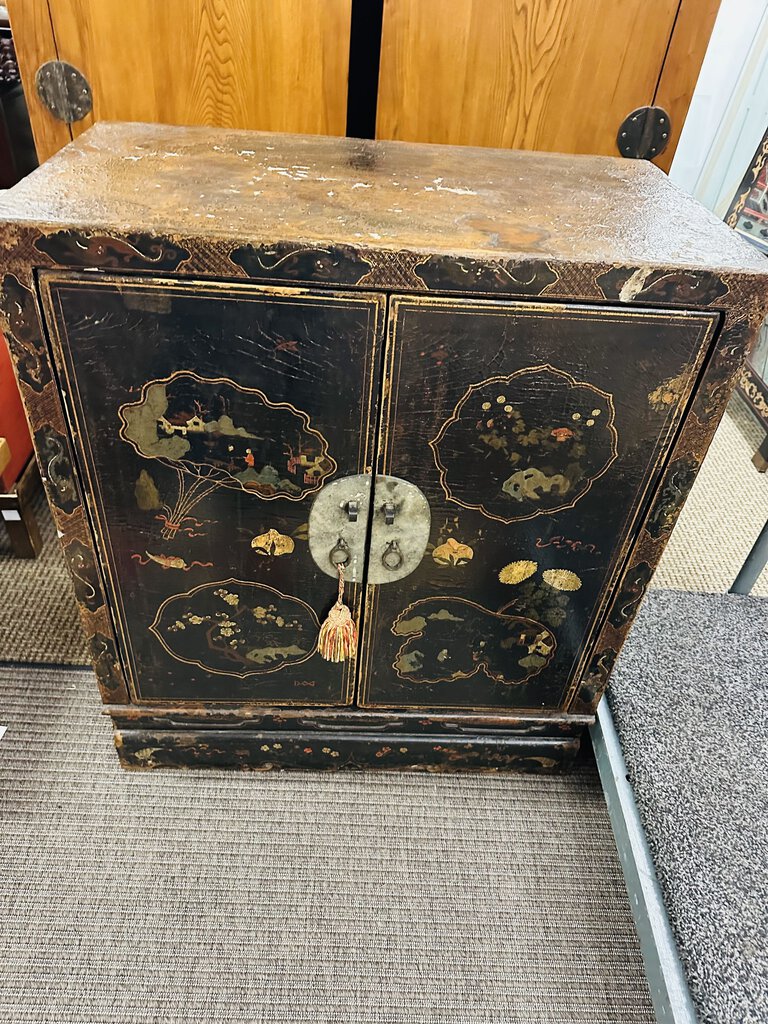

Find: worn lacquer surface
0;123;765;276
361;296;718;710
0;267;130;703
115;727;579;772
39;272;384;705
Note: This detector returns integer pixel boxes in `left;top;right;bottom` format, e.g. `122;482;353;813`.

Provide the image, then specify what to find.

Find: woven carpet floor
0;489;87;664
609;590;768;1024
0;664;654;1024
653;398;768;595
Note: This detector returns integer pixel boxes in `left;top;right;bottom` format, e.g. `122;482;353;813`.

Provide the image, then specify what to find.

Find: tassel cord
317;561;358;663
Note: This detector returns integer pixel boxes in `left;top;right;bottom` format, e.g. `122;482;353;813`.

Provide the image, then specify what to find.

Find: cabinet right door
359;296;719;711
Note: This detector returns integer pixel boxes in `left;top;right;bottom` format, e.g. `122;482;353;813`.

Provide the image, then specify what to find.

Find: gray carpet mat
0;489;88;664
0;665;653;1024
609;589;768;1024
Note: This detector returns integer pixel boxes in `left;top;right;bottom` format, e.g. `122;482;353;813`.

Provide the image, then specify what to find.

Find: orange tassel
318;562;358;663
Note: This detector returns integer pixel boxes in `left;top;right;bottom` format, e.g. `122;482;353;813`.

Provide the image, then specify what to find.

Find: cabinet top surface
0;121;765;275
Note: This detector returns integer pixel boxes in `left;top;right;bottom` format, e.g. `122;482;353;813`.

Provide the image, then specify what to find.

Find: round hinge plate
617;106;671;160
35;60;92;123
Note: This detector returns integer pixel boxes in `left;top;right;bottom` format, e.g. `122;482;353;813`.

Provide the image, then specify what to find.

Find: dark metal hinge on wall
35;60;92;123
617;106;671;160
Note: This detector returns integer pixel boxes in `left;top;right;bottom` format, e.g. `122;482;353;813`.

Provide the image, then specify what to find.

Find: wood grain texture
6;0;72;162
376;0;682;155
13;0;352;160
653;0;722;173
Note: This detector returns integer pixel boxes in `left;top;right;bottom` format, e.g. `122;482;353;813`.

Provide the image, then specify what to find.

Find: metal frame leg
730;519;768;595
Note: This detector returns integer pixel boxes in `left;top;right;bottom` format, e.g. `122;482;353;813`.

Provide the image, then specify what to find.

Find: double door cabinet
43;274;715;716
2;124;766;770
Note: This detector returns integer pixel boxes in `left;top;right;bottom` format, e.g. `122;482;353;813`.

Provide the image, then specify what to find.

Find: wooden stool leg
752;433;768;473
2;500;41;557
1;456;43;559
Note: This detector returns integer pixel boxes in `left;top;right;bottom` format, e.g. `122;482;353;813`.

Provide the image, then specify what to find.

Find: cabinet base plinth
114;727;581;773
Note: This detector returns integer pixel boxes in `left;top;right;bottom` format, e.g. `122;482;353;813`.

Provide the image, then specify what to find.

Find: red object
550;427;574;442
0;332;32;489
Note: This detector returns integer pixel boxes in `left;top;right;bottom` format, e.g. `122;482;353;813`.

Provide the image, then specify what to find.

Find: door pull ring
329;537;351;568
308;473;429;583
381;539;404;571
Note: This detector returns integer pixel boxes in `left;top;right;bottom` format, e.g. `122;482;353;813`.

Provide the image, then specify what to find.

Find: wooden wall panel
376;0;691;159
10;0;353;161
10;0;721;171
7;0;72;162
652;0;722;173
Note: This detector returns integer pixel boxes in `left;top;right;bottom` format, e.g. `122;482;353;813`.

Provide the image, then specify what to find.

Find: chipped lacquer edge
114;727;580;772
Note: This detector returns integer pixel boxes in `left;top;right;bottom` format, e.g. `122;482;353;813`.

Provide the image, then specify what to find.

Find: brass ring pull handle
329;537;351;568
381;539;404;571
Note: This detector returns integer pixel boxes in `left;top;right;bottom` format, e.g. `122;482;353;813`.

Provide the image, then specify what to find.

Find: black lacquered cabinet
725;129;768;469
2;123;766;770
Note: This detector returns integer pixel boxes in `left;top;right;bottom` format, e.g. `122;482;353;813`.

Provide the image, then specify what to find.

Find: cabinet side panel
0;267;130;702
573;302;756;712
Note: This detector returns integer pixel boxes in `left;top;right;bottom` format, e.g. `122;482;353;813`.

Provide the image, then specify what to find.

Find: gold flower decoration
648;371;687;413
498;560;538;584
432;537;474;567
542;569;582;591
251;528;295;557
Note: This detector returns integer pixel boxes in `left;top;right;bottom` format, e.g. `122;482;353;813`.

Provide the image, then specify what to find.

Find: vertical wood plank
21;0;352;154
652;0;722;173
7;0;72;162
0;437;10;478
376;0;683;156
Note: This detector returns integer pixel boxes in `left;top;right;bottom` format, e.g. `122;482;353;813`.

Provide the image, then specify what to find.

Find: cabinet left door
39;272;385;706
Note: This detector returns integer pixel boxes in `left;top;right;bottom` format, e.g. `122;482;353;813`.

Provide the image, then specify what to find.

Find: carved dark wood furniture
1;327;41;558
725;125;768;471
0;456;42;558
1;123;765;771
